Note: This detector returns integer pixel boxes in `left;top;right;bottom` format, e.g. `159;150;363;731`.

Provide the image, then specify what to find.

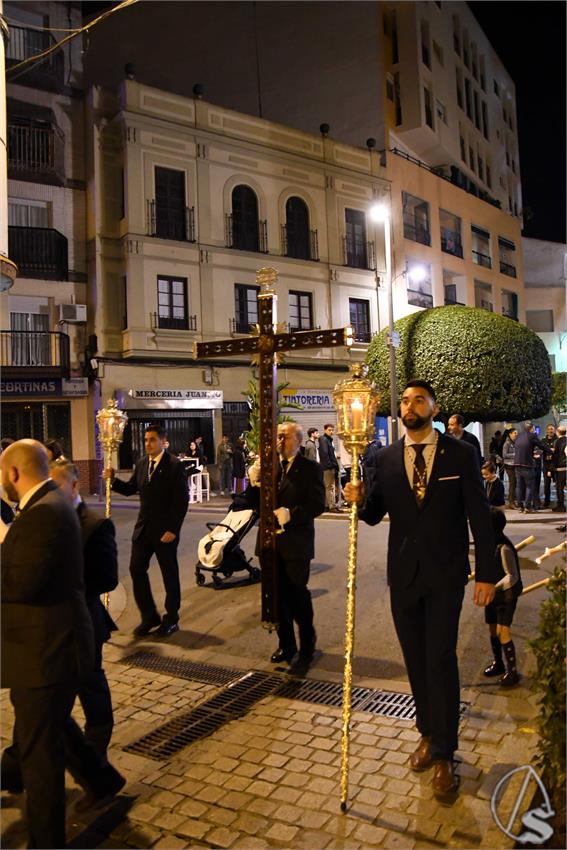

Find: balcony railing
151;313;197;331
472;249;492;268
280;225;319;261
342;236;376;270
8;123;65;183
1;331;70;379
403;219;431;246
5;25;64;89
8;226;68;280
225;214;268;253
441;230;463;258
146;201;196;242
352;329;372;343
288;323;320;333
499;261;517;278
230;318;255;335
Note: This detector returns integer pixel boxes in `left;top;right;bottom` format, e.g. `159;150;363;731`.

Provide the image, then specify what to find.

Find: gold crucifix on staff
194;266;353;628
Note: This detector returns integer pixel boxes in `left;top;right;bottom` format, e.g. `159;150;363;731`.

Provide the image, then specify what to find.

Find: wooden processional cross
195;267;352;628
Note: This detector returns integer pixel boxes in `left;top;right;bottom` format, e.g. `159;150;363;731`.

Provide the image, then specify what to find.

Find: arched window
285;196;310;260
232;185;259;251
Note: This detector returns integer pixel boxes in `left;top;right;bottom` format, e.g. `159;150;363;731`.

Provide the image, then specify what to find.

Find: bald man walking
1;440;95;848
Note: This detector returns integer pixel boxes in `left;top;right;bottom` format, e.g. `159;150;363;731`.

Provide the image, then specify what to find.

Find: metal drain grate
120;651;243;686
277;677;370;709
124;671;282;760
121;653;469;760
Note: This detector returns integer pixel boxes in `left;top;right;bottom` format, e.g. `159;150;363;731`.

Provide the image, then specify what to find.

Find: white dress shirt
403;429;439;490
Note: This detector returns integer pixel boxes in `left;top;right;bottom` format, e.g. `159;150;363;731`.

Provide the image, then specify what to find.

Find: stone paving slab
1;641;543;850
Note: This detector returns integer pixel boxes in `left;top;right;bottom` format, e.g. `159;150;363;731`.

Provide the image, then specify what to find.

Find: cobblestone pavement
1;636;542;850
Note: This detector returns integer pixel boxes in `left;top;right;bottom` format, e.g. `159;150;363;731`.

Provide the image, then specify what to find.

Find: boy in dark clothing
482;509;523;687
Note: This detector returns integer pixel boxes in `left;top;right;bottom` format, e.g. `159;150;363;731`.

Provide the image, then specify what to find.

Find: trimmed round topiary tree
366;306;552;422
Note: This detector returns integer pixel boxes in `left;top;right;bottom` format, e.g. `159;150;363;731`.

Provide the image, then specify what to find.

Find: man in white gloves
234;422;325;676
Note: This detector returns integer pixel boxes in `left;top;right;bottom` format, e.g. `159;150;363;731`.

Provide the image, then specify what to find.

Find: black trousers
129;533;181;624
390;578;465;761
556;471;566;508
544;469;553;505
276;553;315;658
77;638;114;758
10;683;75;849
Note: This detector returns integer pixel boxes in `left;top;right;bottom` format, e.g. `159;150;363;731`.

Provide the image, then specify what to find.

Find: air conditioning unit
59;303;87;323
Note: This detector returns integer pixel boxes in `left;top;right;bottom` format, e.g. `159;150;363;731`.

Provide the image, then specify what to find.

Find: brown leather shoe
409;736;433;771
432;760;459;798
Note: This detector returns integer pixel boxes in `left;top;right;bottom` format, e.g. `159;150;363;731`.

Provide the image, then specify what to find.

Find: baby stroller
195;508;261;587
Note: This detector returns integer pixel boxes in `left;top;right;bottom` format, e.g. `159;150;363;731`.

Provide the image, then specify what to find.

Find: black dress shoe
155;622;179;638
133;616;161;637
74;771;126;813
270;647;296;663
289;655;311;677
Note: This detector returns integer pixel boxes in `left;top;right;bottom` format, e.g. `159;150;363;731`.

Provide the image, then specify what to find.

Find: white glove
274;506;291;528
248;459;261;487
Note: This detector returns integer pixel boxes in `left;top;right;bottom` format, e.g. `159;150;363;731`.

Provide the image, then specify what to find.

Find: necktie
281;459;289;477
412;444;427;505
148;459;156;480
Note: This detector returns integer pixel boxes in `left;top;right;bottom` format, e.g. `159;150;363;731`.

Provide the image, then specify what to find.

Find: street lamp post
370;205;398;441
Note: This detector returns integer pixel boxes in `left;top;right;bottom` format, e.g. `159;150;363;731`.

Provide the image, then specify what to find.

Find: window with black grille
232;186;260;251
155;167;187;241
234;284;260;333
289;291;313;331
157;276;188;330
349;298;371;342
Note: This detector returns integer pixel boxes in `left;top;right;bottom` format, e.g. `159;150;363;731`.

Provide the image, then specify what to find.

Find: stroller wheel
196;572;206;586
250;567;261;582
212;573;223;588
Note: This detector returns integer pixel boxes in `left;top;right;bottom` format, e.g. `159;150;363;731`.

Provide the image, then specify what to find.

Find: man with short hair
447;413;483;466
345;380;496;800
235;422;325;677
513;421;549;513
217;434;234;496
318;423;340;512
104;423;189;637
304;427;319;462
1;440;96;847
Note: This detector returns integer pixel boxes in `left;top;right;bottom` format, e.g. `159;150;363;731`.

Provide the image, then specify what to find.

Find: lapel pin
440;449;445;455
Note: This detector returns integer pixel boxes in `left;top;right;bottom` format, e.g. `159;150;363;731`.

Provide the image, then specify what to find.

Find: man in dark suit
551;425;566;512
104;423;189;637
50;460;118;759
345;381;497;800
234;422;325;676
447;413;483;465
1;440;96;848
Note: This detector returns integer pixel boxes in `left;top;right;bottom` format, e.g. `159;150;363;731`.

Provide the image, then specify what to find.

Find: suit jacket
77;502;118;643
234;453;325;561
552;436;567;472
318;434;339;471
112;451;189;542
359;434;497;591
1;481;94;689
459;430;483;465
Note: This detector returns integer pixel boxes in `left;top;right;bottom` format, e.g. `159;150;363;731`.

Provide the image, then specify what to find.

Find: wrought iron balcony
342;236;376;270
1;330;70;379
8;226;68;280
8;123;65;184
225;215;268;253
151;313;197;331
146;201;196;242
499;261;517;278
5;26;64;90
230;318;255;335
280;225;319;261
472;250;492;268
352;329;372;343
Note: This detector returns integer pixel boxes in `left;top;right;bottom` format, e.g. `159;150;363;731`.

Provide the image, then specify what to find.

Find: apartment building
522;238;567;375
1;1;96;484
88;80;390;464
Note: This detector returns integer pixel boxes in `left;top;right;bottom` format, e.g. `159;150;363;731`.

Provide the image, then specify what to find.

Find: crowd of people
1;404;565;845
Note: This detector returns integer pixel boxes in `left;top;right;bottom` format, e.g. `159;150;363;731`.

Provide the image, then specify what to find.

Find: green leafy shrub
241;378;301;455
529;565;566;825
366;306;552;421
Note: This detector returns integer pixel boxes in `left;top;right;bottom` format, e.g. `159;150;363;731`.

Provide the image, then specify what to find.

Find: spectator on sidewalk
513;422;549;513
481;461;505;508
542;424;558;508
217;435;234;496
304;428;319;463
362;436;383;493
232;438;247;495
447;414;483;466
551;425;566;512
502;429;518;508
318;423;340;512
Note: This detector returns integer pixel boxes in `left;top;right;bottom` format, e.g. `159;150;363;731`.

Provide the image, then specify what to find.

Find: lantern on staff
96;398;128;520
332;363;379;812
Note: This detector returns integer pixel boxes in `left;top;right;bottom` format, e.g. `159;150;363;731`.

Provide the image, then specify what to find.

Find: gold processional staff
333;364;379;812
96;398;128;608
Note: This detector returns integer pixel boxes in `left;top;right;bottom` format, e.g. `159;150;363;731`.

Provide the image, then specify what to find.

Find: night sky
82;1;566;244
